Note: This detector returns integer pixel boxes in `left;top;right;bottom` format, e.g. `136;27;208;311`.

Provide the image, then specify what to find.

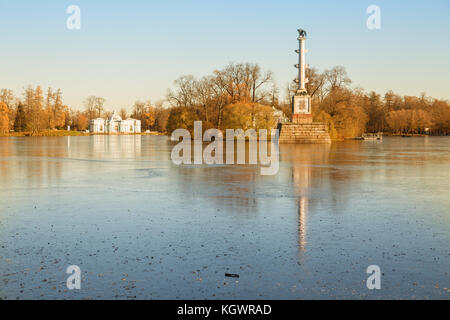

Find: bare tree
132;101;148;120
195;76;217;123
84;96;97;120
269;83;279;107
248;64;273;103
167;75;197;108
214;63;250;103
305;68;325;101
83;96;106;119
119;108;128;120
95;97;106;118
323;66;352;93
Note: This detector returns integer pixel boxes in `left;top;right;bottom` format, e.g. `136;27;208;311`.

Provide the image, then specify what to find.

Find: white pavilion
89;111;141;134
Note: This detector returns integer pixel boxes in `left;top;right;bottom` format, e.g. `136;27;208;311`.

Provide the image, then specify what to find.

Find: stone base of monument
292;114;313;124
279;122;331;144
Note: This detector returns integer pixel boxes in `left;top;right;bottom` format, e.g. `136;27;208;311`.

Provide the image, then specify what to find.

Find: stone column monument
292;29;312;124
279;29;331;144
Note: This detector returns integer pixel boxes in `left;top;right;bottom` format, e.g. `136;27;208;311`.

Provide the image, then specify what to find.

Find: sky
0;0;449;111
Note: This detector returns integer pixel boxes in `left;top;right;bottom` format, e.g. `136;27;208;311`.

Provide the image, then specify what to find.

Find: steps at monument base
279;122;331;144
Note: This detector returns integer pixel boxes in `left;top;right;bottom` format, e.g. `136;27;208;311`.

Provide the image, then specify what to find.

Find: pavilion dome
108;111;122;122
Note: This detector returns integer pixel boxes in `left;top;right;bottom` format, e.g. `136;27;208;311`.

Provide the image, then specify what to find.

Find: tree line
165;62;278;134
1;62;449;137
0;88;170;135
0;86;83;135
164;63;450;138
299;66;450;138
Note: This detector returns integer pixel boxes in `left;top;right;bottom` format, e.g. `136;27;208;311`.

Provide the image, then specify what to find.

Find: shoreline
1;131;448;139
0;130;166;137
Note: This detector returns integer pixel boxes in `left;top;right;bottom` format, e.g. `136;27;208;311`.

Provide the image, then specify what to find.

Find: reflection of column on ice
92;135;142;159
293;162;310;252
298;196;308;252
286;144;330;252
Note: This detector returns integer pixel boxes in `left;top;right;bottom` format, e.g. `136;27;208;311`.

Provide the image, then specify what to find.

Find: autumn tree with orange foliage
72;111;89;131
44;88;66;130
166;63;276;133
281;66;450;138
0;102;9;134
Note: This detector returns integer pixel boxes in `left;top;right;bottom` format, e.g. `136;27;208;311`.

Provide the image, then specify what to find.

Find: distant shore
0;130;165;137
1;131;447;139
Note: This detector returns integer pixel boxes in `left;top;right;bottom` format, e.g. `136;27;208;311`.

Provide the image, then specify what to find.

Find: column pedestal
292;94;312;124
293;114;313;124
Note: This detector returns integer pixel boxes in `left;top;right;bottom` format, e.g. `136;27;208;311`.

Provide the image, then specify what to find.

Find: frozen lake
0;136;449;299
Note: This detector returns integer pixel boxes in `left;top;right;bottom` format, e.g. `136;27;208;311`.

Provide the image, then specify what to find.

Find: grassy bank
1;130;166;137
1;130;88;137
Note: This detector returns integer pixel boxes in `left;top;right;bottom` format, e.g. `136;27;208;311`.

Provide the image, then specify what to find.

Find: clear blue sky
0;0;449;111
